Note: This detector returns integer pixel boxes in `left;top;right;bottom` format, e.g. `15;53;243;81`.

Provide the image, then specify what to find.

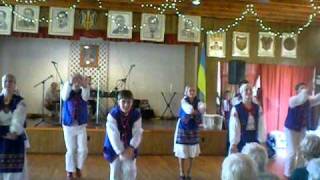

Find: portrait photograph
0;6;12;35
258;32;275;57
207;32;226;58
13;5;39;33
177;15;201;43
48;7;75;36
232;31;250;57
80;45;99;68
140;13;165;42
281;33;297;58
107;11;132;39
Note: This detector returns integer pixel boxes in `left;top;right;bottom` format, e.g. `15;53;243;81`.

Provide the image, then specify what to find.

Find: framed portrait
107;11;132;39
0;6;12;35
140;13;165;42
13;5;40;33
281;33;297;58
178;15;201;43
48;7;75;36
207;32;226;58
258;32;275;57
80;45;99;68
232;31;250;57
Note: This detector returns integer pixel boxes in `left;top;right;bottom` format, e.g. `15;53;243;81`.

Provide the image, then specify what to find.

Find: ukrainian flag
197;44;206;102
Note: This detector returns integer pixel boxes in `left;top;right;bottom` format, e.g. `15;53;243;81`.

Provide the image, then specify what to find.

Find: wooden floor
27;154;287;180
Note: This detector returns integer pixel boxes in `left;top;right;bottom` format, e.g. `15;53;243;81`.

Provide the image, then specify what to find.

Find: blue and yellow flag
197;44;206;102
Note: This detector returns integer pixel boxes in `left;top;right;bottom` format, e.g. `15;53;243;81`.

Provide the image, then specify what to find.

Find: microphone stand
34;75;53;127
118;65;135;90
95;66;101;126
52;62;64;125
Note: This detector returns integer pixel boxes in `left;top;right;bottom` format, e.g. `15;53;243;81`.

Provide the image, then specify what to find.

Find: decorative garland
0;0;319;37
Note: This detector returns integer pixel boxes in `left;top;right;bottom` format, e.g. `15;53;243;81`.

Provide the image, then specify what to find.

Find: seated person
242;142;279;180
290;134;320;180
221;153;258;180
44;82;60;116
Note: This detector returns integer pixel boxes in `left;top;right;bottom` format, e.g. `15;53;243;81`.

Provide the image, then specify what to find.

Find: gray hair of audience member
300;134;320;161
241;142;268;172
221;153;258;180
306;158;320;180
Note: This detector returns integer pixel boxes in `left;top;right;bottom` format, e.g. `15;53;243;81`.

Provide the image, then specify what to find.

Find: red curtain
261;64;314;132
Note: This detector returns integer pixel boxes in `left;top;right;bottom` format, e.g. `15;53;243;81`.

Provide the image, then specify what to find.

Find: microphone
51;61;58;64
131;64;135;67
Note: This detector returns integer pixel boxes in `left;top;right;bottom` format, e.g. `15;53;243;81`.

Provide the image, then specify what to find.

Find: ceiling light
192;0;200;6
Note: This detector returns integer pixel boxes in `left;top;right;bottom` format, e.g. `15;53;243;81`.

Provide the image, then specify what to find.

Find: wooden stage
26;118;227;155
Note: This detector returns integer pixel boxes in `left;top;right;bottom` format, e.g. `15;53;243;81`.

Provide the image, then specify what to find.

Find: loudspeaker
228;60;246;85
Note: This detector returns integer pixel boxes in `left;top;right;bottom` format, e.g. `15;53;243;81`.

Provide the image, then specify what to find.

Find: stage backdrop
0;37;185;116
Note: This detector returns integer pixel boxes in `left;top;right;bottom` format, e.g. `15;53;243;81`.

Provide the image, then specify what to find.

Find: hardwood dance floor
27;153;287;180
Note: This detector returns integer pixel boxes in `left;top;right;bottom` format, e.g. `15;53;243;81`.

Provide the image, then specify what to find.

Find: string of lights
0;0;319;37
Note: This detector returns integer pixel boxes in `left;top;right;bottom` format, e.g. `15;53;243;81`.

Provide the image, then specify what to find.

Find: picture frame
281;33;297;58
140;13;165;42
48;7;75;36
232;31;250;57
207;32;226;58
258;32;275;57
80;45;99;68
107;11;132;39
13;5;40;33
177;15;201;43
0;6;12;35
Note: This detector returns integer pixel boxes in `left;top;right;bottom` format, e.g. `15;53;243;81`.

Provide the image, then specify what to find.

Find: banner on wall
281;33;297;58
232;31;250;57
258;32;275;57
207;32;226;58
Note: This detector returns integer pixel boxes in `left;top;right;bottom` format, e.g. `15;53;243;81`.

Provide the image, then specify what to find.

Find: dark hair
295;82;306;92
239;79;249;86
117;90;133;100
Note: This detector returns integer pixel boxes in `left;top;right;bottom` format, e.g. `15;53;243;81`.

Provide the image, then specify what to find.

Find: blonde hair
1;74;16;89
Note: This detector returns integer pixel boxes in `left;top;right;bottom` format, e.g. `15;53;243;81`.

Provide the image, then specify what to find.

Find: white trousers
109;158;137;180
0;156;28;180
63;125;88;172
284;127;306;177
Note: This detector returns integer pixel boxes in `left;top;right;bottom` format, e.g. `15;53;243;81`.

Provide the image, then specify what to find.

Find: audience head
117;90;134;114
50;82;58;91
306;158;320;180
300;134;320;162
242;142;268;172
221;153;258;180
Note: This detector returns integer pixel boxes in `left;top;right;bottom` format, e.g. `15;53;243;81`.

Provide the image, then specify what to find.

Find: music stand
160;92;177;119
34;75;53;126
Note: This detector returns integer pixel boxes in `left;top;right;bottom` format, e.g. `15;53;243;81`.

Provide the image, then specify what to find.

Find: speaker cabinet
228;60;246;85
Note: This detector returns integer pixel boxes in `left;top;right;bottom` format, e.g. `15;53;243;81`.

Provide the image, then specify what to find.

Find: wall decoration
0;6;12;35
232;31;250;57
207;32;226;58
178;15;201;43
107;11;132;39
48;7;75;36
281;33;297;58
258;32;275;57
140;13;165;42
13;5;40;33
80;45;99;68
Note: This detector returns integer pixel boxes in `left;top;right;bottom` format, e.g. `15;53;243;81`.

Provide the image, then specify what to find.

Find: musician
44;82;60;117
